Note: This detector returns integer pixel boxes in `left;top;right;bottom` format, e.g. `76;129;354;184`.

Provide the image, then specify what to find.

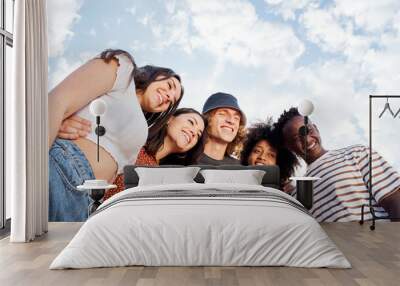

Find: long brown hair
147;108;207;165
99;49;184;137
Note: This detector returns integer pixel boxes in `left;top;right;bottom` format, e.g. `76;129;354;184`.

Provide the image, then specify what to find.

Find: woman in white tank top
48;49;184;222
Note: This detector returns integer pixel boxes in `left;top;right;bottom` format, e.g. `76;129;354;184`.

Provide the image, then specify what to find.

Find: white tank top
76;53;148;174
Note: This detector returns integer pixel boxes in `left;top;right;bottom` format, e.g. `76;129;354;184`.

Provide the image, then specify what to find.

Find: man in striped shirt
275;107;400;222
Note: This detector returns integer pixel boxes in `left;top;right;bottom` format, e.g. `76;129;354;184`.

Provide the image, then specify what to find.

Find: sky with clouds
47;0;400;171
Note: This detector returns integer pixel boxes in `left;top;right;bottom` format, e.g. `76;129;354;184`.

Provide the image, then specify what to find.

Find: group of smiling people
49;49;400;223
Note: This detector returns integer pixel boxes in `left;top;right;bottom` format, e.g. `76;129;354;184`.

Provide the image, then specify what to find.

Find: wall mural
47;0;400;223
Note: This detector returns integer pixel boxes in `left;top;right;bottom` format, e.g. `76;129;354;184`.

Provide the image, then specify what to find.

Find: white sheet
50;183;351;269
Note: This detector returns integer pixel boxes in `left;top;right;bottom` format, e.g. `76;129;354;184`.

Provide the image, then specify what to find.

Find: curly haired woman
240;120;299;190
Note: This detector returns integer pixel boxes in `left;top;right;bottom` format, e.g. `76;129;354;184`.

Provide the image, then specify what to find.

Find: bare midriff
73;137;118;183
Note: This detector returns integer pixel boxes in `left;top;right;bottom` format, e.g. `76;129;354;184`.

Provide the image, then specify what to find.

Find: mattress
50;183;351;269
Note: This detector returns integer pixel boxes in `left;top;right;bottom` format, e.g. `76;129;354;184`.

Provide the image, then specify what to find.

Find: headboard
123;165;281;190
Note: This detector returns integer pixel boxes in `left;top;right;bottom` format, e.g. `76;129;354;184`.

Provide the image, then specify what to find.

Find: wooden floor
0;222;399;286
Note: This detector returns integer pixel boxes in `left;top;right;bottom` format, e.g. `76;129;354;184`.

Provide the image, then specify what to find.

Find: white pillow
136;167;200;186
200;169;266;185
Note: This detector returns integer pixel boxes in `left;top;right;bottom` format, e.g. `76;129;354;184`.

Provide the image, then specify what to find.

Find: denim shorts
49;139;95;222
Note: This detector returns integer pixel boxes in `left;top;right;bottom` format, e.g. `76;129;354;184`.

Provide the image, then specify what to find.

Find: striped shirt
296;145;400;222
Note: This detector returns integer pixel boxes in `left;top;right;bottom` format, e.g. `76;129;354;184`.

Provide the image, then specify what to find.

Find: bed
50;165;350;269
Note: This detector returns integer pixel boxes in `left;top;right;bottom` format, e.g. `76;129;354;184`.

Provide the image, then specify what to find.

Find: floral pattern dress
103;147;158;201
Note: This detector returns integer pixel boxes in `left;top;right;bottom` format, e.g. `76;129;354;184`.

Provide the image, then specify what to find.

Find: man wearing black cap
198;92;246;165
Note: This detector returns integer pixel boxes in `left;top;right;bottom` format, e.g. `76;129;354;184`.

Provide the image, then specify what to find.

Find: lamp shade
298;99;314;116
90;98;107;116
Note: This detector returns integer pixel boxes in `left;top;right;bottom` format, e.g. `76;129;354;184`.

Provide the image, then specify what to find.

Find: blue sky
47;0;400;170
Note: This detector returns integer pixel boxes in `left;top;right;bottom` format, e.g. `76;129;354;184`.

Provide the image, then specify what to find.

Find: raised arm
380;190;400;221
48;58;119;148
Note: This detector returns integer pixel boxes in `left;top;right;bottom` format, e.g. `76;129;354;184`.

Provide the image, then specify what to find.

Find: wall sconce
89;98;107;162
290;99;320;210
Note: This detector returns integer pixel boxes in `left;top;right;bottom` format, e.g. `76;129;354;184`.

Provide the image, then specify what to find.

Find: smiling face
206;108;241;144
247;140;277;166
283;115;325;163
166;112;205;153
139;76;182;113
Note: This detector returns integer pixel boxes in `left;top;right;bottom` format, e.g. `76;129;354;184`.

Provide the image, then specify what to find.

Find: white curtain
8;0;48;242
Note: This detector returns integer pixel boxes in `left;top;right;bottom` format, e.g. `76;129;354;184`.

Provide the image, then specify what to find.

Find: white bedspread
50;183;351;269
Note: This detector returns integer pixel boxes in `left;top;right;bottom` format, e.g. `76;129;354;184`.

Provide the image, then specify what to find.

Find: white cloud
300;1;400;92
265;0;317;20
47;0;83;57
363;33;400;92
300;7;372;62
89;28;96;36
301;8;347;52
189;0;304;71
165;0;177;14
156;9;192;54
49;52;94;90
394;10;400;34
150;0;305;83
333;0;400;33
